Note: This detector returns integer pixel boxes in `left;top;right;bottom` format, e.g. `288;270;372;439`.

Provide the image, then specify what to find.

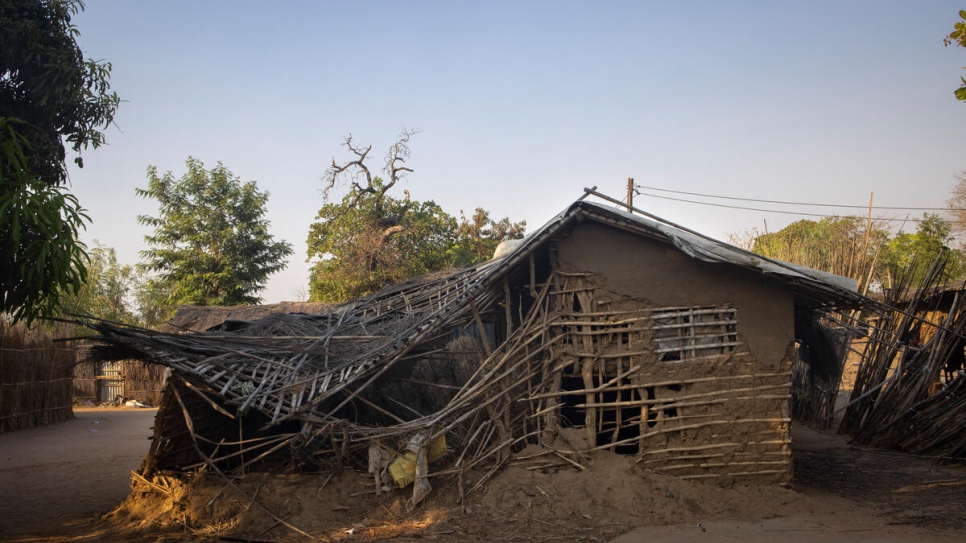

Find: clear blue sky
68;1;966;303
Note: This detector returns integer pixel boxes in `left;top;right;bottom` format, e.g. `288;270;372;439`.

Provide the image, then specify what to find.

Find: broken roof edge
487;189;867;311
166;301;337;333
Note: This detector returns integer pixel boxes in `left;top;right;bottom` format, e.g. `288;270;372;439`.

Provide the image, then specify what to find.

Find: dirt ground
1;407;964;543
0;407;157;540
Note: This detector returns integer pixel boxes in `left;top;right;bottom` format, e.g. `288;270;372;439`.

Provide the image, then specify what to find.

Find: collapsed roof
83;194;866;503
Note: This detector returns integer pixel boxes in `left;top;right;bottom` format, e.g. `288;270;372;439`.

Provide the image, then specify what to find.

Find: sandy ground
615;425;965;543
0;407;156;539
0;407;964;543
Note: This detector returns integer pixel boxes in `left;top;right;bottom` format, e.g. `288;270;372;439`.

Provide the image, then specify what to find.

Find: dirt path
0;410;964;543
0;407;156;539
614;425;965;543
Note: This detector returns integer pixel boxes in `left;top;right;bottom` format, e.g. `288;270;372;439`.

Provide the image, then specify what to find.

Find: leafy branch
944;10;966;101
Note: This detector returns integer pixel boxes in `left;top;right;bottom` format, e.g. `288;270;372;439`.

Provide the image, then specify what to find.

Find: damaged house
84;195;863;505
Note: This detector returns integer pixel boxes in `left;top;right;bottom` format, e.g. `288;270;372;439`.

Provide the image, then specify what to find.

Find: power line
634;190;964;224
635;184;964;212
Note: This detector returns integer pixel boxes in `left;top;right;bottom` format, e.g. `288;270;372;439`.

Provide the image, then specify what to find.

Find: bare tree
321;129;418;228
946;170;966;244
307;130;458;301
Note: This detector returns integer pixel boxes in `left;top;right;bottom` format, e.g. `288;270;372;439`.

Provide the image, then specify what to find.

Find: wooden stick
469;300;493;355
170;386;318;541
569;391;791;410
504;276;513;341
130;470;171;497
553;451;586;471
639;453;726;464
384;395;424;419
530;383;789;405
597;417;792;452
678;470;785;480
638;442;741;456
525;363;642;401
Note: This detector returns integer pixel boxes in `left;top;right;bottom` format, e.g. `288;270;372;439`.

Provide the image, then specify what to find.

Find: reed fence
0;322;76;433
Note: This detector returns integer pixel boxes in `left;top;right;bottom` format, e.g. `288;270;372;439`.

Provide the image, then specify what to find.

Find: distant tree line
6;1;965;327
55;133;525;328
735;181;966;294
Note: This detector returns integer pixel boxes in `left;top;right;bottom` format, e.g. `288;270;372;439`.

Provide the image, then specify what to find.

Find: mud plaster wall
553;224;795;483
554;223;795;371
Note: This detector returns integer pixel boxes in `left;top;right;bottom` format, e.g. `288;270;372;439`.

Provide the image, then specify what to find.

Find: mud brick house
84;195;863;504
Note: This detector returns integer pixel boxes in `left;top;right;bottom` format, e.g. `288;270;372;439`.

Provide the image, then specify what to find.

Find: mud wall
554;223;795;370
550;224;795;484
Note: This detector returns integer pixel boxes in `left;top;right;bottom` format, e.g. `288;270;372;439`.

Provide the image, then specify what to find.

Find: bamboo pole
527;381;788;404
594;417;792;452
569;391;791;410
678;470;785;480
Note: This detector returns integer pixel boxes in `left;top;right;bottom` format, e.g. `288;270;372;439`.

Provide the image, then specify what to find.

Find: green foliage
881;213;964;286
945;10;966;101
0;118;89;323
308;133;526;303
58;243;138;324
307;178;458;302
750;212;965;290
0;0;120;184
752;216;884;284
450;208;526;267
0;0;118;324
137;157;293;310
133;279;176;329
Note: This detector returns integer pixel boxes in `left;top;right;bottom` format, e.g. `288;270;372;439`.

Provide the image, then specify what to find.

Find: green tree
59;243;138;324
749;213;963;290
137;158;293;310
945;10;966;101
133;275;176;329
882;213;964;287
1;0;119;183
1;119;90;323
0;0;119;323
307;132;526;302
308;179;457;301
752;216;888;291
451;208;526;267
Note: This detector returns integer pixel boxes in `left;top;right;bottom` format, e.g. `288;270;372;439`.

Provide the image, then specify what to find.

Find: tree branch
321;134;375;200
382;128;418;195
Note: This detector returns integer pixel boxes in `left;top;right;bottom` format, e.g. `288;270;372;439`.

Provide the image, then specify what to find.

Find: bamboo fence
0;322;76;433
73;353;167;406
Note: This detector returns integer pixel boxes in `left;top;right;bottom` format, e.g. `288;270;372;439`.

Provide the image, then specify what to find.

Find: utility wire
634;190;964;224
635;184;965;212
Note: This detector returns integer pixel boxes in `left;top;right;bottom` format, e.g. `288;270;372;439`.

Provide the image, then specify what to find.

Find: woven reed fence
0;322;76;433
73;353;167;406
